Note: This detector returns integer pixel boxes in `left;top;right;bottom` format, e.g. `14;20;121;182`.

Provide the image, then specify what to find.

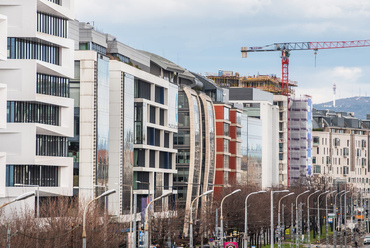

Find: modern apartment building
229;88;279;188
312;109;369;192
0;0;75;213
288;95;312;185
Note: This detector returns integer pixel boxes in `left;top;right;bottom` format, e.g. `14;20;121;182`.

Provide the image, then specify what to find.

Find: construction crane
241;39;370;186
241;39;370;96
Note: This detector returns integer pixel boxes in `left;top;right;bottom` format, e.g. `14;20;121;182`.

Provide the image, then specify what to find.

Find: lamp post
296;190;310;248
307;190;320;248
317;191;329;247
326;191;337;248
221;189;241;245
190;190;213;248
245;190;266;248
82;189;116;248
144;192;173;248
271;189;289;248
278;192;294;248
0;191;35;210
14;183;39;219
334;190;345;248
0;191;35;248
339;191;349;248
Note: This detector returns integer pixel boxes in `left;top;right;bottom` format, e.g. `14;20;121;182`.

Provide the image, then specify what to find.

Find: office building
0;0;75;213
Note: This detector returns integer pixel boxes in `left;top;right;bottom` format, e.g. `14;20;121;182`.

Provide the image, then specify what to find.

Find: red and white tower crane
241;39;370;185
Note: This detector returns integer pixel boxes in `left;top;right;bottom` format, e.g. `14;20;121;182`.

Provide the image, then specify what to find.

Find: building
0;0;75;213
288;95;312;185
312;109;369;193
229;88;279;188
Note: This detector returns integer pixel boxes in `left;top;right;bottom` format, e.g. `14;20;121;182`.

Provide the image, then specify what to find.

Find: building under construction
206;71;297;95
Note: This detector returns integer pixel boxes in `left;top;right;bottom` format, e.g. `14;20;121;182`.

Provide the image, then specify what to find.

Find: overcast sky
75;0;370;104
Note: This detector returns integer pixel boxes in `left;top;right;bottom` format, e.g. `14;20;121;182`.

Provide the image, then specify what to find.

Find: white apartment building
0;0;75;214
312;110;369;193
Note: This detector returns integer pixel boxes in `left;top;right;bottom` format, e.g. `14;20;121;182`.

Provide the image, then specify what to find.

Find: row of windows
48;0;61;5
7;101;60;126
7;38;60;65
79;42;107;55
6;164;59;187
37;73;69;97
37;12;67;38
36;135;68;157
111;53;130;63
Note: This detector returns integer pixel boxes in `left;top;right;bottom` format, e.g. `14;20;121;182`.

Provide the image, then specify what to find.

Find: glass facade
96;56;110;191
110;53;130;63
7;101;59;125
6;165;59;187
122;72;135;213
79;42;107;55
191;95;201;200
207;101;216;188
7;38;60;65
36;135;68;157
37;12;68;38
134;103;143;144
37;73;69;97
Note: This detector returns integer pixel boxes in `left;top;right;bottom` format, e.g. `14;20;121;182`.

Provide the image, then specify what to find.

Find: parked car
363;235;370;245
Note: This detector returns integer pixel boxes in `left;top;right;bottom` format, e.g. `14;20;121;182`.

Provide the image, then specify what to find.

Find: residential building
312;109;369;193
0;0;75;213
288;95;312;185
229;88;279;188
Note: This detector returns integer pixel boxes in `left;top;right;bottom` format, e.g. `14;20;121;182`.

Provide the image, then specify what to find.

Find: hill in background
313;96;370;120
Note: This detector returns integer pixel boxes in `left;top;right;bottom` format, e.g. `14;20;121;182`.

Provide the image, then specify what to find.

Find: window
37;73;69;97
6;165;58;187
155;86;164;104
150;106;156;124
224;123;229;136
178;112;190;127
134;149;145;167
317;147;319;154
7;38;60;65
37;12;67;38
313;136;320;146
314;165;321;174
36;135;68;157
224;139;229;153
176;150;190;164
134;103;143;144
7;102;60;125
174;130;190;146
178;92;189;109
224;107;229;121
111;53;130;63
312;156;316;164
134;79;151;100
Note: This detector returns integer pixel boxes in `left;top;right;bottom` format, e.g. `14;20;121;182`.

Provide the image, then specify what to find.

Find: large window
155;86;164;104
176;150;190;164
37;12;67;38
174;130;190;146
7;38;60;65
7;101;60;126
37;73;69;97
178;92;189;109
6;164;58;187
36;135;68;157
134;79;151;100
134;103;143;144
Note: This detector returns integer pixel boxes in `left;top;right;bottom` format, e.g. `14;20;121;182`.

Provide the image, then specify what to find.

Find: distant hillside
313;96;370;120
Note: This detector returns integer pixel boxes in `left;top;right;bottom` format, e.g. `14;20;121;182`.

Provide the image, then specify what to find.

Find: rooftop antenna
333;83;336;107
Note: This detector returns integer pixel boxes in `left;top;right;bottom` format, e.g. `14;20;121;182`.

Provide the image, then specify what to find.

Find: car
363;235;370;245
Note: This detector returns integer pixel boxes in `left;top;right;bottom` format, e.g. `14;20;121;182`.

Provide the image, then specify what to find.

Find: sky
75;0;370;104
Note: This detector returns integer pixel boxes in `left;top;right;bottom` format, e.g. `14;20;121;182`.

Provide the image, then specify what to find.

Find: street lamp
82;189;116;248
271;189;289;248
245;190;266;248
0;191;35;209
144;192;173;248
317;190;329;246
334;190;345;248
221;189;241;245
296;190;310;248
190;190;213;248
278;192;294;248
307;190;320;248
339;191;349;248
14;183;39;218
326;191;337;248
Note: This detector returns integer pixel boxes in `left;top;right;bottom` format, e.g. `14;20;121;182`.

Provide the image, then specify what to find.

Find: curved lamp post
0;192;35;210
317;190;329;246
271;189;289;248
245;190;266;248
296;190;310;248
190;190;213;248
307;190;320;248
278;192;295;248
326;191;337;248
82;189;116;248
144;192;173;248
221;189;241;245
